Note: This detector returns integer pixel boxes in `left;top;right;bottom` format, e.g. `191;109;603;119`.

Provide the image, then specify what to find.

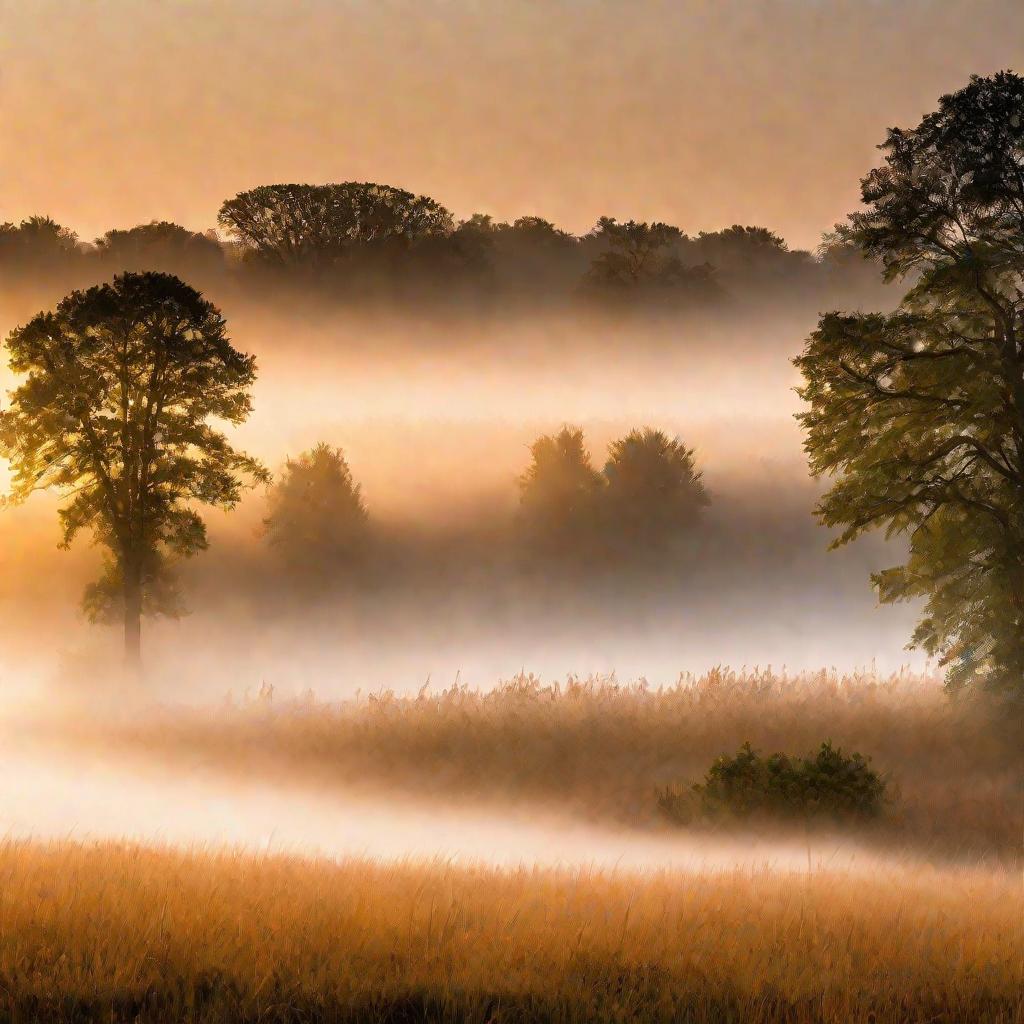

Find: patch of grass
0;838;1019;1023
35;667;1023;859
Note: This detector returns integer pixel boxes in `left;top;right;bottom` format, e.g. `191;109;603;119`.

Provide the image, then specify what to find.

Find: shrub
658;741;888;825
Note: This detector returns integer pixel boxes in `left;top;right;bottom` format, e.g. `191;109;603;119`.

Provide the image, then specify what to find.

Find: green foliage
659;741;887;825
82;552;187;624
263;443;369;588
795;71;1024;702
0;272;268;661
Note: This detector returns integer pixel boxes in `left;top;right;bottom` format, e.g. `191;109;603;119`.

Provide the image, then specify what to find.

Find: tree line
0;198;883;314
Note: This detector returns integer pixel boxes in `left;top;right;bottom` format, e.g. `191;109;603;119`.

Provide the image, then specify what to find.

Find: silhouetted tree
693;225;788;260
587;217;683;286
217;183;453;268
585;217;718;304
0;216;80;273
500;216;576;249
263;443;369;588
602;428;709;559
796;71;1024;701
518;426;604;561
0;272;268;673
94;221;225;276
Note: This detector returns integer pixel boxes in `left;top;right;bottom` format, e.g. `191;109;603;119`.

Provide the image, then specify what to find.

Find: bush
658;741;887;825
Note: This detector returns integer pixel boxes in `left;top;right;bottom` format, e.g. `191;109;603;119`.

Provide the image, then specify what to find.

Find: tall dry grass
0;838;1019;1023
44;668;1023;860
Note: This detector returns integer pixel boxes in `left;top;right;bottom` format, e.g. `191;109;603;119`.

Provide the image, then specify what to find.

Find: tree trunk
123;556;143;679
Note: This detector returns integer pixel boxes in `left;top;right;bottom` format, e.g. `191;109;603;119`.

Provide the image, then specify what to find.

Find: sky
1;0;1022;250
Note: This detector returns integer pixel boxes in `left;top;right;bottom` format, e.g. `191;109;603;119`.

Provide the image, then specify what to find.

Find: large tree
217;182;453;267
795;71;1024;700
0;272;268;671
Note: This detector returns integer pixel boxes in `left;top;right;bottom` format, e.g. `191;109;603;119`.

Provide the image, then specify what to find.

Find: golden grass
0;838;1019;1023
48;668;1023;860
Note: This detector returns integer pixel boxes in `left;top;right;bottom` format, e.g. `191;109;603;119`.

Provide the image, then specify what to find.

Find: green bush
658;741;887;825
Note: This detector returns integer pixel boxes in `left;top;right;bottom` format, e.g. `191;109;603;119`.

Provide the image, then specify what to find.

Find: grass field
42;668;1024;861
0;838;1019;1024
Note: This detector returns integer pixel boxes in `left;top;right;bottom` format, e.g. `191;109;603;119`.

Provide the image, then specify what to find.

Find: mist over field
0;291;923;701
1;5;1022;1020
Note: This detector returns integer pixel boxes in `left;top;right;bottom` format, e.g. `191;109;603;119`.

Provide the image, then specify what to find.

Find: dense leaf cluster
659;741;887;824
796;71;1024;700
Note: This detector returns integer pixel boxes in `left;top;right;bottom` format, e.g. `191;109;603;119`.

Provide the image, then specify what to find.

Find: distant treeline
1;182;886;314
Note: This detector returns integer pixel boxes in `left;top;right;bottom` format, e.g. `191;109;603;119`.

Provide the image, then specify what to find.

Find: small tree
518;426;604;560
0;272;268;673
263;443;369;587
602;428;709;558
795;71;1024;700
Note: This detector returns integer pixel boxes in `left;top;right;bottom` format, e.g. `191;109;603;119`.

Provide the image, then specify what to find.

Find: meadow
37;668;1023;862
0;838;1019;1024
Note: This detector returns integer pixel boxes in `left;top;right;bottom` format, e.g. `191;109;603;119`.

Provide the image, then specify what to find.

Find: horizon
3;0;1022;249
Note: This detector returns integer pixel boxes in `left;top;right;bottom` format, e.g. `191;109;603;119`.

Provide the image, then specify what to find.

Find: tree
586;217;683;287
217;182;453;267
585;217;718;303
263;443;369;587
795;71;1024;700
95;221;224;276
602;428;709;558
0;272;268;672
0;216;80;274
518;426;604;560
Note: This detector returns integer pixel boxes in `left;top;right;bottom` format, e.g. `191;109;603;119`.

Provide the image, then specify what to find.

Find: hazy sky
1;0;1022;249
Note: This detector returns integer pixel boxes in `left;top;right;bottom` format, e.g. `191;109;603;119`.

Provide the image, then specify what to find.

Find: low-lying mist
0;297;926;700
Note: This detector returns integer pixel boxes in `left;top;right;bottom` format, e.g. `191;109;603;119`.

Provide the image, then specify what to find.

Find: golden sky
1;0;1022;249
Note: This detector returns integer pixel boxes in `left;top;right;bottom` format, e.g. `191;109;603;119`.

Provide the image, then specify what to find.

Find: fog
0;294;928;703
0;718;941;877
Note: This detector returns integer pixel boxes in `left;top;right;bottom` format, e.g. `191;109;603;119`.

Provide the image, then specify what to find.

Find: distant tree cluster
1;184;885;315
257;427;708;595
517;426;709;566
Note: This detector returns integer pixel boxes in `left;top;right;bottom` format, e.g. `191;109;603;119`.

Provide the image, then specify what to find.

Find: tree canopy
517;426;604;560
0;216;79;273
217;182;454;267
95;221;224;275
263;443;369;588
796;71;1024;700
603;428;709;557
0;272;268;669
518;425;709;568
585;217;718;303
